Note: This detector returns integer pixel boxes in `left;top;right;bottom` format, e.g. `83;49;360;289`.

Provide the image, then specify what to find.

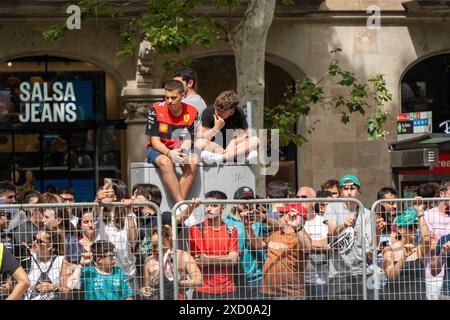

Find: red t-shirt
146;101;197;149
189;220;238;294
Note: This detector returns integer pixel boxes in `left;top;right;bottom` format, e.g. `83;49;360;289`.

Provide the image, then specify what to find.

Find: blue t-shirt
81;266;134;300
435;234;450;296
223;214;269;284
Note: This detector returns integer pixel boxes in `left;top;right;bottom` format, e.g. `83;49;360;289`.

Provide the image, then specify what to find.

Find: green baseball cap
394;207;418;228
339;174;361;187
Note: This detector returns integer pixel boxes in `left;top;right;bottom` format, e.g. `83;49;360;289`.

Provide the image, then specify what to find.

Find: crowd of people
1;66;449;301
0;175;449;301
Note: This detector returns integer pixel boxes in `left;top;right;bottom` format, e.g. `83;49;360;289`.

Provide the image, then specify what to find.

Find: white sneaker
201;150;223;165
246;150;258;164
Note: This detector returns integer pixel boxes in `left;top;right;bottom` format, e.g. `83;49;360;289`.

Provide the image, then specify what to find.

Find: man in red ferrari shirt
189;190;239;299
145;80;198;203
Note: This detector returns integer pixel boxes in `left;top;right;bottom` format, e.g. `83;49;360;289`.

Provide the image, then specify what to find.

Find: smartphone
104;178;113;189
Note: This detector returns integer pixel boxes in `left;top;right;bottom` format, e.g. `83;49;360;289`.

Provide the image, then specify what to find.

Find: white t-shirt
304;215;328;241
304;215;329;283
324;202;372;278
95;210;137;279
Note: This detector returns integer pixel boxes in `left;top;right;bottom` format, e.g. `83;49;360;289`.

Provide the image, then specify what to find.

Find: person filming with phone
324;174;383;300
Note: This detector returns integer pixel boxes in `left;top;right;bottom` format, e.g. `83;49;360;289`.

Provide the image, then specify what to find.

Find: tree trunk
229;0;277;197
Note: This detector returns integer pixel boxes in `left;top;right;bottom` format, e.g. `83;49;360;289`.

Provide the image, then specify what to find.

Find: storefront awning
389;134;450;169
389;133;450;151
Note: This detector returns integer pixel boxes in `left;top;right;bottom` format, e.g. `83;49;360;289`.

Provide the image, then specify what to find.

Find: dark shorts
146;147;163;164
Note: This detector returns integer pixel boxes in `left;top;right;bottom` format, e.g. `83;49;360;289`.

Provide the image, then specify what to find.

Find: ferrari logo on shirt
183;114;190;123
159;123;168;133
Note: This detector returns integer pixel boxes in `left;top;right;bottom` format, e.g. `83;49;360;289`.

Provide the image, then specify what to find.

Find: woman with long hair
78;209;96;266
94;179;138;294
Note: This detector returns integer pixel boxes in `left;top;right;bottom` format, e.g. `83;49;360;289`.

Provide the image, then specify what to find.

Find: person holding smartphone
223;187;275;299
324;174;381;300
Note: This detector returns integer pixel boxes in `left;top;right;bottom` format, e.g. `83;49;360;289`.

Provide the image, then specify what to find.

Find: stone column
121;88;164;175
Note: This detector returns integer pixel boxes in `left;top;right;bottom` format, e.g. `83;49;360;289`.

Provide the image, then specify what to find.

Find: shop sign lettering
19;82;77;123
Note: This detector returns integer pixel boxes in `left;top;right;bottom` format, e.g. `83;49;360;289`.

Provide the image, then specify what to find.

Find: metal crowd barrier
3;197;448;300
171;198;368;301
0;201;162;301
370;197;450;301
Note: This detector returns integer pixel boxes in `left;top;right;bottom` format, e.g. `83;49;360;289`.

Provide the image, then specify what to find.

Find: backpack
195;221;248;297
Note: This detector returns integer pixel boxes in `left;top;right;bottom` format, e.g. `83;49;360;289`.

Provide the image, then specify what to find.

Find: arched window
401;53;450;133
0;55;125;201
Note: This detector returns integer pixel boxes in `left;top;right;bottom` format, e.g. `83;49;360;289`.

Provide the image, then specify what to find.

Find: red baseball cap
278;203;307;219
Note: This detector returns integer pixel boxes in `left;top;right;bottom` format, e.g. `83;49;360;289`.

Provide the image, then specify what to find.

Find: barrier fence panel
171;198;368;301
370;197;450;301
0;201;162;301
6;196;446;301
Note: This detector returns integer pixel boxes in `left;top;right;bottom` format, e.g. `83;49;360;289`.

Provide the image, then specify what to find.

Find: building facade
0;0;449;205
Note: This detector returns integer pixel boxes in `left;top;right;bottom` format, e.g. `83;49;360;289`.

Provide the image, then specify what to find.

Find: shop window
401;53;450;133
0;55;123;201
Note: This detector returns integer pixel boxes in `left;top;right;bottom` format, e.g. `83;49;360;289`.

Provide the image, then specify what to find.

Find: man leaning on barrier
224;186;279;299
189;190;239;300
253;204;311;300
324;174;384;300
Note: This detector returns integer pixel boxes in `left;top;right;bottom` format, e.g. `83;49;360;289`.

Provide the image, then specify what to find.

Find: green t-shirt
81;266;133;300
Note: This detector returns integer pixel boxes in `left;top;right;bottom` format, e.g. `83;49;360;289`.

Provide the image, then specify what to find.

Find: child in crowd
80;240;134;300
95;179;138;294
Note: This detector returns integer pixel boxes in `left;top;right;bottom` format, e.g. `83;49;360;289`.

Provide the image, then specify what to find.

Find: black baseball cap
233;186;255;200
